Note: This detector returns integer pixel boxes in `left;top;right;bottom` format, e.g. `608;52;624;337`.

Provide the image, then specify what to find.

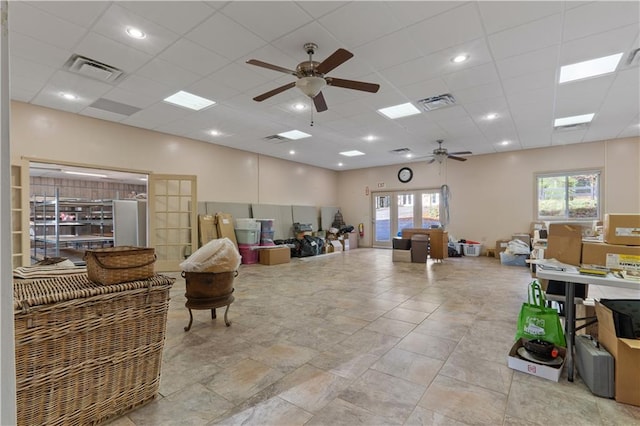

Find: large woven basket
14;273;174;426
84;246;156;285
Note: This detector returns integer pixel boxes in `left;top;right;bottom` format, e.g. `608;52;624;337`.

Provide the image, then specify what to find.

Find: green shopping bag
515;280;566;347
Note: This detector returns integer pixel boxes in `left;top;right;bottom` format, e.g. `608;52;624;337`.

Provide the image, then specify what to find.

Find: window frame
535;169;602;222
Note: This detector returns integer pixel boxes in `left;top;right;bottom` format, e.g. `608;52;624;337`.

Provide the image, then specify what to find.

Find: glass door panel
397;193;414;236
421;192;441;228
373;193;392;247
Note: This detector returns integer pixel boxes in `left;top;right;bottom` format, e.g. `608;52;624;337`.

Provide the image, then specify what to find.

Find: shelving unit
30;189;114;262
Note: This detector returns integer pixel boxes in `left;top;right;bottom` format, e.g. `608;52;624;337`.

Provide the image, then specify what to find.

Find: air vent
390;148;412;155
89;98;141;116
417;93;456;111
65;54;124;83
554;122;589;132
263;135;288;143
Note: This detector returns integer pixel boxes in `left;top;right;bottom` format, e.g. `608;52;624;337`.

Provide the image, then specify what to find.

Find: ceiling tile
25;1;110;28
386;1;464;27
319;2;403;48
442;63;500;91
222;2;313;42
407;3;484;55
115;74;176;101
502;69;556;98
554;75;616;116
122;102;193;129
563;1;640;41
79;107;128;123
9;56;57;89
186;77;242;103
186;12;267;61
353;31;423;72
478;1;562;34
210;62;272;93
453;81;504;104
91;4;181;56
159;38;228;76
296;1;348;19
102;87;158;110
9;2;88;50
119;1;216;34
559;24;639;66
135;58;202;89
9;32;73;69
496;45;560;80
551;128;587;145
488;14;562;60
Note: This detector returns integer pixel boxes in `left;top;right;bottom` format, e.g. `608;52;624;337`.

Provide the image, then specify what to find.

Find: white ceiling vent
417;93;456;111
263;135;288;143
65;55;124;83
390;148;411;155
554;122;589;132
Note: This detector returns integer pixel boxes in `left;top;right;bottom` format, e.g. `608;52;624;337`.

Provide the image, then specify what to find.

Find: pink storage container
238;243;259;264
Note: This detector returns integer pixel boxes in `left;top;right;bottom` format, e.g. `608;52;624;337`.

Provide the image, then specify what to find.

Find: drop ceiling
8;1;640;170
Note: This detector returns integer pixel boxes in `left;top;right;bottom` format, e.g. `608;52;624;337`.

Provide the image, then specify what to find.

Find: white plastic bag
507;239;530;255
179;237;241;273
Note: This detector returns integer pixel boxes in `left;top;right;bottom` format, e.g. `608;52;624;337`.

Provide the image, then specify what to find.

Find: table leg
564;281;576;382
184;308;194;332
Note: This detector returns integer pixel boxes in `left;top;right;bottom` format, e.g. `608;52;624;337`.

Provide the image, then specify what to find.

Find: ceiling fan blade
448;155;468;162
313;91;328;112
427;158;436;164
449;151;472;156
246;59;297;75
326;77;380;93
315;48;354;74
253;82;296;102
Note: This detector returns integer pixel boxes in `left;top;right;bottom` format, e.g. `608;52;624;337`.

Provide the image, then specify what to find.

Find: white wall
338;137;640;248
10;101;339;207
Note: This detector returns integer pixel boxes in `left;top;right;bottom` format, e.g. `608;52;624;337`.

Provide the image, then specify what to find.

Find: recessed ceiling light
164;91;215;111
554;113;595;127
485;113;498;120
406;153;414;158
451;54;469;63
500;140;510;146
126;27;146;39
209;129;220;136
340;150;365;157
364;135;376;142
378;102;421;119
559;53;623;83
293;103;306;111
63;170;107;178
337;162;344;167
277;130;311;140
60;92;77;100
289;150;295;155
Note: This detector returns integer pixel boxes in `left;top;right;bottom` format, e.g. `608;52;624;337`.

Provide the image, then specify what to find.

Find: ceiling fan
246;43;380;112
424;140;472;164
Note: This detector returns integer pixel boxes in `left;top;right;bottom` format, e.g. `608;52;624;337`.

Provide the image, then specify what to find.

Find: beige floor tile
419;375;508;425
102;250;635;425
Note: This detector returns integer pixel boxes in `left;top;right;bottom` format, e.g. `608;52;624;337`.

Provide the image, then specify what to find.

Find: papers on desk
532;258;579;273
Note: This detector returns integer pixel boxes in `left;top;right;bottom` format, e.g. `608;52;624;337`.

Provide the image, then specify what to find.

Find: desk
535;267;640;381
401;228;448;260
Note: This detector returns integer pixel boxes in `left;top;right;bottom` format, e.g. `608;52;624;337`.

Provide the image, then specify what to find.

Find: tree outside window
537;170;600;220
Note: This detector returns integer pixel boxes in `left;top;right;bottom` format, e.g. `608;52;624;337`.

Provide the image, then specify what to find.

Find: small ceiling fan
246;43;380;112
423;140;472;164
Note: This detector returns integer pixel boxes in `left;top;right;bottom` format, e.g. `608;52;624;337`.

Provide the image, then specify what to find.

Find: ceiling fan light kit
247;43;380;113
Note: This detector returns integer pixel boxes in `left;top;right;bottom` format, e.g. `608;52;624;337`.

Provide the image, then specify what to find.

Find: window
536;170;601;220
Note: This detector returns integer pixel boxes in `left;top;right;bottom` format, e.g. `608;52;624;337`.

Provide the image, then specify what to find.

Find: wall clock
398;167;413;183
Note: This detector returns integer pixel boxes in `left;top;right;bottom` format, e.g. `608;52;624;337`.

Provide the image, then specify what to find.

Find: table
535;267;640;381
400;228;448;260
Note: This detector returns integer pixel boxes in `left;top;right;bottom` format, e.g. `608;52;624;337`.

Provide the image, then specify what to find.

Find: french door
372;189;442;248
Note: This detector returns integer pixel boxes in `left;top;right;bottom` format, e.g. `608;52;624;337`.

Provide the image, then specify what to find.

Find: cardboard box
392;249;412;262
215;213;238;248
512;233;531;247
595;301;640;406
496;239;510;257
198;215;218;247
330;240;343;252
259;246;290;265
604;214;640;246
340;239;350;251
393;238;411;250
582;242;640;267
546;223;582;265
507;338;566;382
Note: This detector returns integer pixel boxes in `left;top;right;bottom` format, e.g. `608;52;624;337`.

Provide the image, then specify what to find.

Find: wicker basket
84;246;156;285
14;273;174;426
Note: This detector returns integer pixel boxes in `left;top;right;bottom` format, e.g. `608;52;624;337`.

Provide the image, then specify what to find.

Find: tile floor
109;249;640;425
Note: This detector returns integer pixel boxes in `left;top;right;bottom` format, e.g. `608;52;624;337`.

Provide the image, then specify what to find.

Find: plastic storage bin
462;243;482;256
238;243;259;264
235;228;260;244
257;219;274;232
235;219;260;230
